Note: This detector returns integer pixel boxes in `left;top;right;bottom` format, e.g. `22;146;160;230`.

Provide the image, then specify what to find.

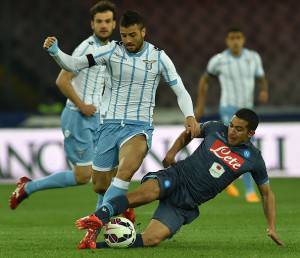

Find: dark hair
90;1;117;20
235;108;259;131
227;27;243;34
120;10;145;28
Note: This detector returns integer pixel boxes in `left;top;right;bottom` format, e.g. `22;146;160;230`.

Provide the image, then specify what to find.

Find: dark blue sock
96;234;144;249
96;241;109;248
95;195;129;224
130;234;144;248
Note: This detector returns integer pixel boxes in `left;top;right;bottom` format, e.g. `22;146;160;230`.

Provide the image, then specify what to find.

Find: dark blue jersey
173;121;269;205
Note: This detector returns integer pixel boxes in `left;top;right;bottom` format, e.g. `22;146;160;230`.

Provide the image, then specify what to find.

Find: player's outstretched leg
96;219;171;248
9;166;92;209
76;179;160;249
243;172;260;202
101;135;148;222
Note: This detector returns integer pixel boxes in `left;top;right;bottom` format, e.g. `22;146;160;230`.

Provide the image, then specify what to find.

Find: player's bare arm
257;76;269;104
195;73;211;121
56;70;96;116
162;124;201;168
258;183;284;246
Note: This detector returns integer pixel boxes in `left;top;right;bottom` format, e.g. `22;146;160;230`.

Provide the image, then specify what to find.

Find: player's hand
43;36;59;55
162;151;176;168
259;90;268;104
267;228;284;246
79;103;97;116
184;116;198;139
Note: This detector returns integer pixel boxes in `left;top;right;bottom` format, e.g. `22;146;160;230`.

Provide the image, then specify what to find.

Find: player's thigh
92;168;117;193
117;134;148;180
92;124;119;173
73;165;92;184
142;219;172;246
127;179;160;207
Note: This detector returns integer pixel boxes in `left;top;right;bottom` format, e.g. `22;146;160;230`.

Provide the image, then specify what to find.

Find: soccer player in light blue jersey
195;27;269;202
10;1;117;211
43;10;198;248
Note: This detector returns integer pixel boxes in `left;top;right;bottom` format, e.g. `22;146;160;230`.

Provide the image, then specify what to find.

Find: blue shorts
219;106;239;125
61;106;100;166
92;120;153;171
142;168;200;236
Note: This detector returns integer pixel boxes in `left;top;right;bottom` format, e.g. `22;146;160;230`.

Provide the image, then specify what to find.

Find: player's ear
248;130;255;137
91;20;95;30
112;20;116;29
141;27;146;38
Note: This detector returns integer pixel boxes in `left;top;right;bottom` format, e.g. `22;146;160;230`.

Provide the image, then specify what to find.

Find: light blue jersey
207;48;265;108
92;41;184;124
53;40;194;125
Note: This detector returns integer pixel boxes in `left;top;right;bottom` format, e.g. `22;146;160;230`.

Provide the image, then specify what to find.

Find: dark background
0;0;299;124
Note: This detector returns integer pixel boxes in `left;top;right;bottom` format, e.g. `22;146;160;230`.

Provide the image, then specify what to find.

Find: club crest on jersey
209;139;245;171
143;60;156;70
243;150;251;158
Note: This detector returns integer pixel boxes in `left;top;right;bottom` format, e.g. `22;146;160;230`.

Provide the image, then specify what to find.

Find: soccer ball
104;217;136;248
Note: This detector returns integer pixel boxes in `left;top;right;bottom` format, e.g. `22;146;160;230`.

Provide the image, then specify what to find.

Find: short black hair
235;108;259;131
227;27;243;34
120;10;145;28
90;0;117;21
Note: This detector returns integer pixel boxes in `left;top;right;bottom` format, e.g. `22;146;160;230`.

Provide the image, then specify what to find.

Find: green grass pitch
0;178;299;258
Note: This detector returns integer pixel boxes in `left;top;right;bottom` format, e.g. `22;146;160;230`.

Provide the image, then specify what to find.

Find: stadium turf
0;178;299;258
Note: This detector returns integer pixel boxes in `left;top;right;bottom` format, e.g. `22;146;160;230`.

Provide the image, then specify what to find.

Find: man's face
91;11;116;41
227;116;254;146
120;24;145;52
226;32;245;54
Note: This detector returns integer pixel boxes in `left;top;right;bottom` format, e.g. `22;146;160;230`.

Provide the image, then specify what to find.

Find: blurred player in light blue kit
43;10;198;248
10;1;116;211
195;27;269;202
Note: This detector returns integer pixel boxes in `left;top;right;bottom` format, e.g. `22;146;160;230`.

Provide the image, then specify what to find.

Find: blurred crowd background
0;0;299;126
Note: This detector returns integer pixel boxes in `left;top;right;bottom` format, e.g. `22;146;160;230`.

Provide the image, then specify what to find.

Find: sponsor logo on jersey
209;139;244;171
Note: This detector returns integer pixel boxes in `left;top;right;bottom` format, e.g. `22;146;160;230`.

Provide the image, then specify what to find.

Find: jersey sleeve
71;41;90;57
199;121;224;138
254;52;265;78
251;153;269;185
207;54;221;76
91;41;117;66
160;51;180;87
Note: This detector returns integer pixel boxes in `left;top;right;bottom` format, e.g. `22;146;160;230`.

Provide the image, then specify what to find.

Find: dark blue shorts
142;167;200;236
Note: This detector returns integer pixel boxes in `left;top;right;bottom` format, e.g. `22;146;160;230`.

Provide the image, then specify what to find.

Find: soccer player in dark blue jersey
75;108;284;248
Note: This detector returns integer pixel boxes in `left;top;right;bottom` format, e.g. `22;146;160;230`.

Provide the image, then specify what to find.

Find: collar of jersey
226;48;245;59
93;34;108;47
125;42;149;57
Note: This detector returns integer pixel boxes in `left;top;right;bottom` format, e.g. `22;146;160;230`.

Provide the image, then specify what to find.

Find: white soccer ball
104;217;136;248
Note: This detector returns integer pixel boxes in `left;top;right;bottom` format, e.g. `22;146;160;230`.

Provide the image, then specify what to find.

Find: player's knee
74;167;92;185
76;173;91;184
92;181;109;194
140;180;160;202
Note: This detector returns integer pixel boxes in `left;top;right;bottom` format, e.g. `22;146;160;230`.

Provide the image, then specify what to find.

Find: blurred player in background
75;109;284;248
10;1;116;209
195;27;268;202
43;10;198;248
